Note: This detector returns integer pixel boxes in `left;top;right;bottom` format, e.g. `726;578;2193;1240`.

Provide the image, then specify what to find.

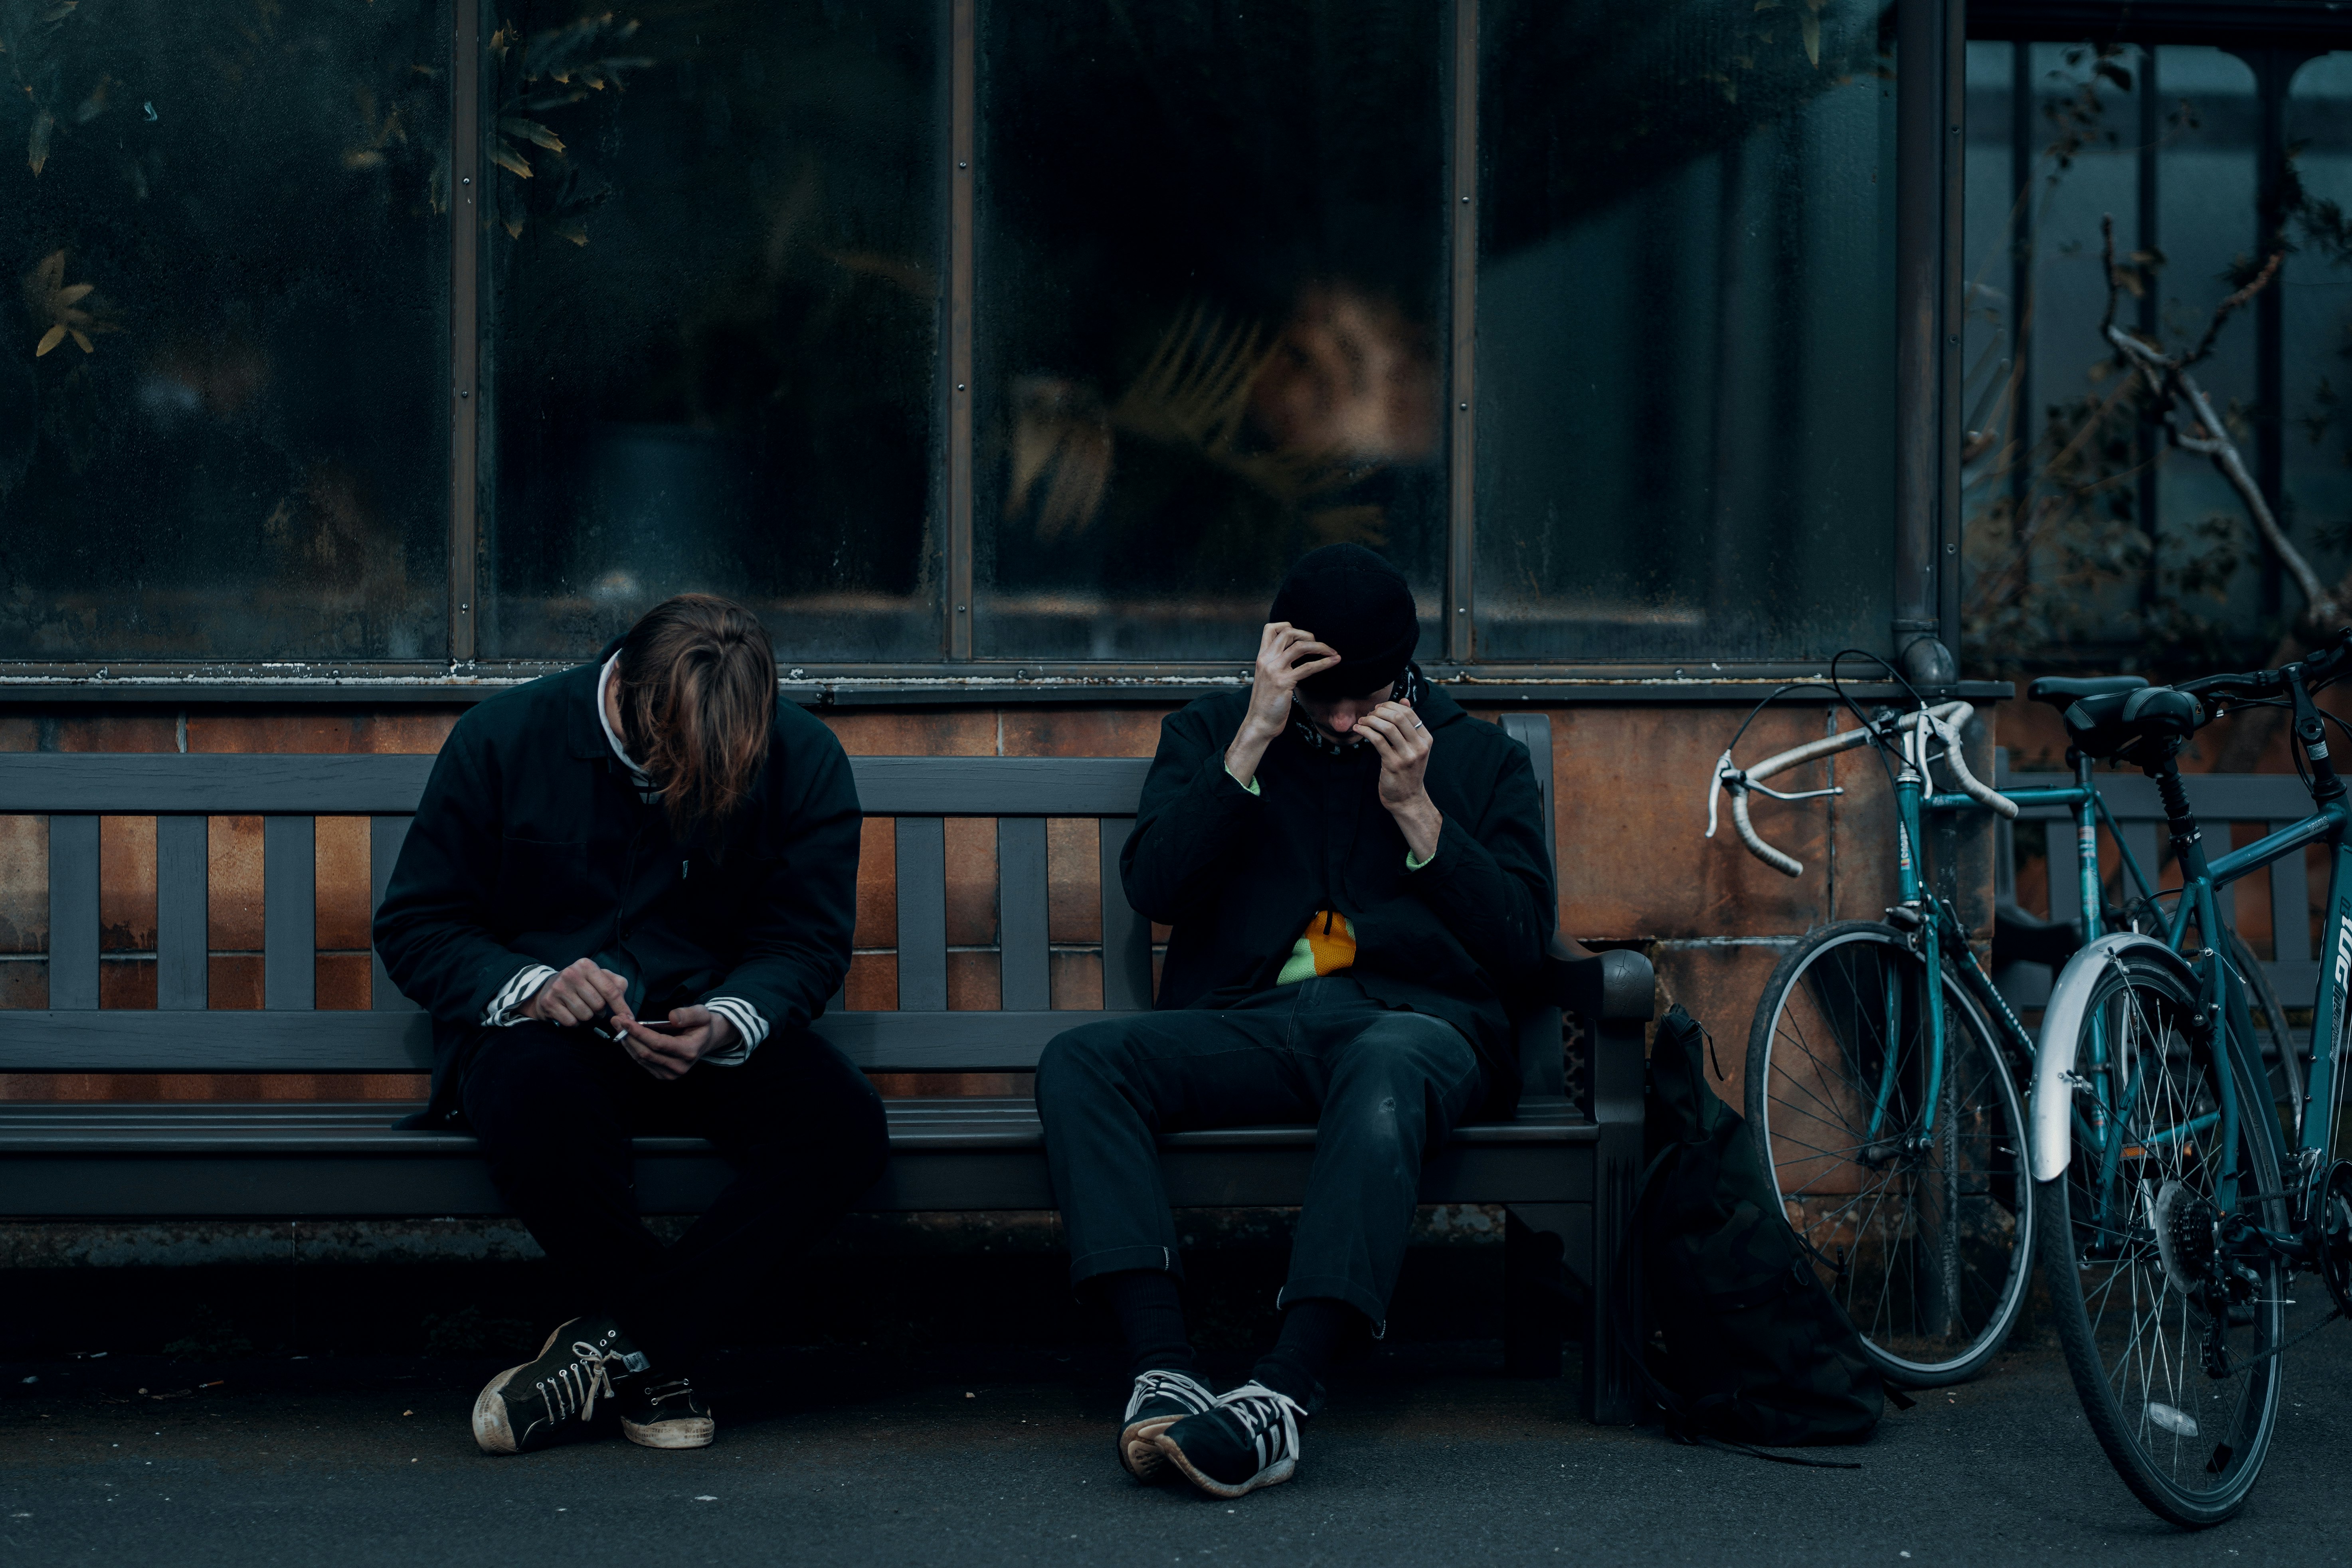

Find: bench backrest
0;715;1559;1088
1993;753;2318;1006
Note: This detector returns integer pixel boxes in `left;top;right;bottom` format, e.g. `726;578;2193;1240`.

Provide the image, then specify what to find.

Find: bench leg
1581;1013;1646;1425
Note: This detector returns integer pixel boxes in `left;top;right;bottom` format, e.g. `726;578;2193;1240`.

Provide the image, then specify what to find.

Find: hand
617;1004;737;1081
522;959;635;1030
1356;698;1442;861
1227;621;1342;787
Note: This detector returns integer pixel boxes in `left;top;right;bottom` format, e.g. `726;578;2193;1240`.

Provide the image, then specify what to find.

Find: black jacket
373;650;862;1117
1122;671;1555;1110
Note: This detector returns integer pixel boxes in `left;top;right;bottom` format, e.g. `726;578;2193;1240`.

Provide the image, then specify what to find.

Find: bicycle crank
2311;1160;2352;1318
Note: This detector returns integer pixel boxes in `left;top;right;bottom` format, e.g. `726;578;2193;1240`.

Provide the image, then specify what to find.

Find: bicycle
2019;635;2352;1526
1705;658;2255;1388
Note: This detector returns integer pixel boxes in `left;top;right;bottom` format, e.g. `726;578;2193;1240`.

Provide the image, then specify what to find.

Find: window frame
0;0;1986;704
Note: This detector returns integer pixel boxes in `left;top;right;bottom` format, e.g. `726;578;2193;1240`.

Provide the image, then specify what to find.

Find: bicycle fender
2030;933;2199;1184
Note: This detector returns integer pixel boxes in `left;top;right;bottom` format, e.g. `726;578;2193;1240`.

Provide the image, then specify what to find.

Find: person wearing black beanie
1034;544;1557;1500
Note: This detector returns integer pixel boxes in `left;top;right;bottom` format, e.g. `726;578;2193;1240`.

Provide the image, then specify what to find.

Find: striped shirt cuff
485;964;558;1027
700;997;769;1066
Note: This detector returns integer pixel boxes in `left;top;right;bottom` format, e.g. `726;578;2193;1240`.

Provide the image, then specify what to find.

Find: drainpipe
1894;0;1963;688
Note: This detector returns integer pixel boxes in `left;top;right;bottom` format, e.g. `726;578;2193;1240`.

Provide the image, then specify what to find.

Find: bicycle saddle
2027;675;2147;709
2060;684;2204;767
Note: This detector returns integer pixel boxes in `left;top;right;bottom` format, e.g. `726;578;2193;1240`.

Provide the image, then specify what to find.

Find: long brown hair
613;594;777;832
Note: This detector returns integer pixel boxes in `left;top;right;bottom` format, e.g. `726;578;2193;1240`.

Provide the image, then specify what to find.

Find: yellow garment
1276;909;1355;986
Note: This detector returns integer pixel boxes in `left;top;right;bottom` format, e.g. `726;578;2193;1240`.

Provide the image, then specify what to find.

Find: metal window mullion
946;0;975;660
1446;0;1478;664
449;0;482;664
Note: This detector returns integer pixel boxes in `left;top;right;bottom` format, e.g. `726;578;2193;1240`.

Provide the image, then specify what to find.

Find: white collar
595;655;656;788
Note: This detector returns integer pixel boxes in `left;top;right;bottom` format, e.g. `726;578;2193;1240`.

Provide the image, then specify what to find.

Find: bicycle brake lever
1706;749;1732;839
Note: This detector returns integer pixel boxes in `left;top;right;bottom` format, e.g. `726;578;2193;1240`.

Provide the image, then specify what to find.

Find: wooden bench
0;714;1649;1421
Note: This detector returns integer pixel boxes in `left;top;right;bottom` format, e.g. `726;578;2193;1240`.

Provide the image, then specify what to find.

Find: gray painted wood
997;816;1050;1011
851;755;1151;815
155;815;208;1010
2004;771;2318;823
0;753;436;814
0;1009;435;1071
45;814;99;1010
369;816;419;1011
2271;823;2312;965
263;816;315;1010
1099;816;1151;1009
812;1010;1118;1070
895;816;947;1010
0;753;1154;819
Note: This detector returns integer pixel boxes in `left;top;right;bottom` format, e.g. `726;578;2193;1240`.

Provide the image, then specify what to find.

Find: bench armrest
1543;942;1655;1023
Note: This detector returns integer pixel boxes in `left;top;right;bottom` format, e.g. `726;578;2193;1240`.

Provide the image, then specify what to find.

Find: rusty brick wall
0;699;1983;1109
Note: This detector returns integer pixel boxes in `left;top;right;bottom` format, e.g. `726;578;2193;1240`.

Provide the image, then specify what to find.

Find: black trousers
461;1019;888;1374
1033;977;1487;1328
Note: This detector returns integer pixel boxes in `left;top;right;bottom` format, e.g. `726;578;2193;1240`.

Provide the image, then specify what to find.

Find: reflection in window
482;1;940;662
0;0;450;661
975;0;1446;662
1475;0;1895;662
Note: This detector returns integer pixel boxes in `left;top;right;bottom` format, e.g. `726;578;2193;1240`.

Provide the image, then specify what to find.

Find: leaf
27;111;53;176
487;140;534;178
55;282;91;306
69;328;91;352
41;0;76;19
2095;60;2133;93
499;116;564;151
1800;11;1820;66
552;217;588;246
34;324;64;356
33;251;64;295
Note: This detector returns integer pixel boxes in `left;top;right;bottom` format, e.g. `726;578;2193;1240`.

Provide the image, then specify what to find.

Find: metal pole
1894;0;1959;682
2138;45;2161;622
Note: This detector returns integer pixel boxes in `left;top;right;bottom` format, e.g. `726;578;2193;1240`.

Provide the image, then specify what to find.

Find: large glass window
481;0;942;661
1474;0;1897;662
973;0;1447;662
0;0;450;661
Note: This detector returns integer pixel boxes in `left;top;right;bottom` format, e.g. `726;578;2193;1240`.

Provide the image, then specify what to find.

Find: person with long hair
374;593;880;1455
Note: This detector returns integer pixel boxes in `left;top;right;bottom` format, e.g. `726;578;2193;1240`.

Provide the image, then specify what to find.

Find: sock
1101;1269;1197;1381
1249;1299;1354;1408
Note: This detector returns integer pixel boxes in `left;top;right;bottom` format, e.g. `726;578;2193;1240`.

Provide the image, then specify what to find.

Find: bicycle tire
2034;947;2287;1528
1746;920;2034;1387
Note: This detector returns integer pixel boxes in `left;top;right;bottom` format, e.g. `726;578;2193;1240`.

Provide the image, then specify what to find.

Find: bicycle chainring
2313;1160;2352;1317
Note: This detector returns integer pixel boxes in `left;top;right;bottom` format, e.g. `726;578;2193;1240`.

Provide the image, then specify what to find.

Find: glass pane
0;0;449;661
975;0;1447;663
1475;0;1895;662
482;2;941;661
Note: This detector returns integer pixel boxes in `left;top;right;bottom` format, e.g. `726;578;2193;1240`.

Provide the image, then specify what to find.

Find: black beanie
1266;544;1418;700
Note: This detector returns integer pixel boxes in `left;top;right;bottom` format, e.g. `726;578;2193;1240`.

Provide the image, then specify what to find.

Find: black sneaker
1118;1369;1215;1481
471;1315;649;1455
1154;1381;1308;1498
620;1376;716;1450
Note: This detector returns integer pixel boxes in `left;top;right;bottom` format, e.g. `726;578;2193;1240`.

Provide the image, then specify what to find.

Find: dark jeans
1033;977;1487;1328
461;1019;888;1375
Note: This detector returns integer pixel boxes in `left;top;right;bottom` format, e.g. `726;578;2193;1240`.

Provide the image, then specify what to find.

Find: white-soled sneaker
1118;1369;1215;1481
619;1376;716;1449
471;1315;647;1455
1154;1382;1308;1499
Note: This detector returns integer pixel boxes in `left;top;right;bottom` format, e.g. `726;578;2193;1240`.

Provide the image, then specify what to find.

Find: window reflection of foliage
486;13;652;246
1961;44;2260;676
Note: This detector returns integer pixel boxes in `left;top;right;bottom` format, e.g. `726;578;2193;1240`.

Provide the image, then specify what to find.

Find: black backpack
1617;1004;1896;1459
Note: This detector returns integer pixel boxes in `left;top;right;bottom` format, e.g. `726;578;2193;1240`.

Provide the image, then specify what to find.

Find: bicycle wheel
2035;948;2287;1528
1747;920;2034;1386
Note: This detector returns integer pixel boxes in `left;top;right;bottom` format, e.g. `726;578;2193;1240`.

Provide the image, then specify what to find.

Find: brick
944;817;997;946
947;950;1001;1010
187;709;460;755
0;718;36;751
855;817;896;948
1001;708;1171;758
208;816;264;953
208;954;263;1010
0;958;46;1007
845;952;897;1011
1047;818;1101;943
99;957;155;1008
1652;939;1789;1112
823;710;997;757
316;815;371;951
101;814;156;952
870;1071;1031;1098
0;816;47;954
1050;950;1102;1010
51;714;178;753
317;953;370;1010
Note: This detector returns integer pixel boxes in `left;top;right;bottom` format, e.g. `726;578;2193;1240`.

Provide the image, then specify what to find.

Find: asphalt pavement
7;1323;2352;1566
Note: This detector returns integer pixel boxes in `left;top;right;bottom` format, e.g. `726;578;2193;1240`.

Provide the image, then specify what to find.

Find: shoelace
535;1340;624;1424
1125;1369;1211;1422
1210;1382;1306;1468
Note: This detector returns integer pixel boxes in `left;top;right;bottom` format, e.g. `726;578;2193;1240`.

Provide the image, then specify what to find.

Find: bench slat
263;816;315;1010
156;814;208;1010
369;816;419;1012
997;816;1050;1010
895;816;947;1010
46;813;99;1010
1099;817;1151;1010
851;755;1153;815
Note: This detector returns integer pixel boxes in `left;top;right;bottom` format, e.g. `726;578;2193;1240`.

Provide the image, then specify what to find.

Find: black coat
373;651;862;1117
1122;672;1555;1110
